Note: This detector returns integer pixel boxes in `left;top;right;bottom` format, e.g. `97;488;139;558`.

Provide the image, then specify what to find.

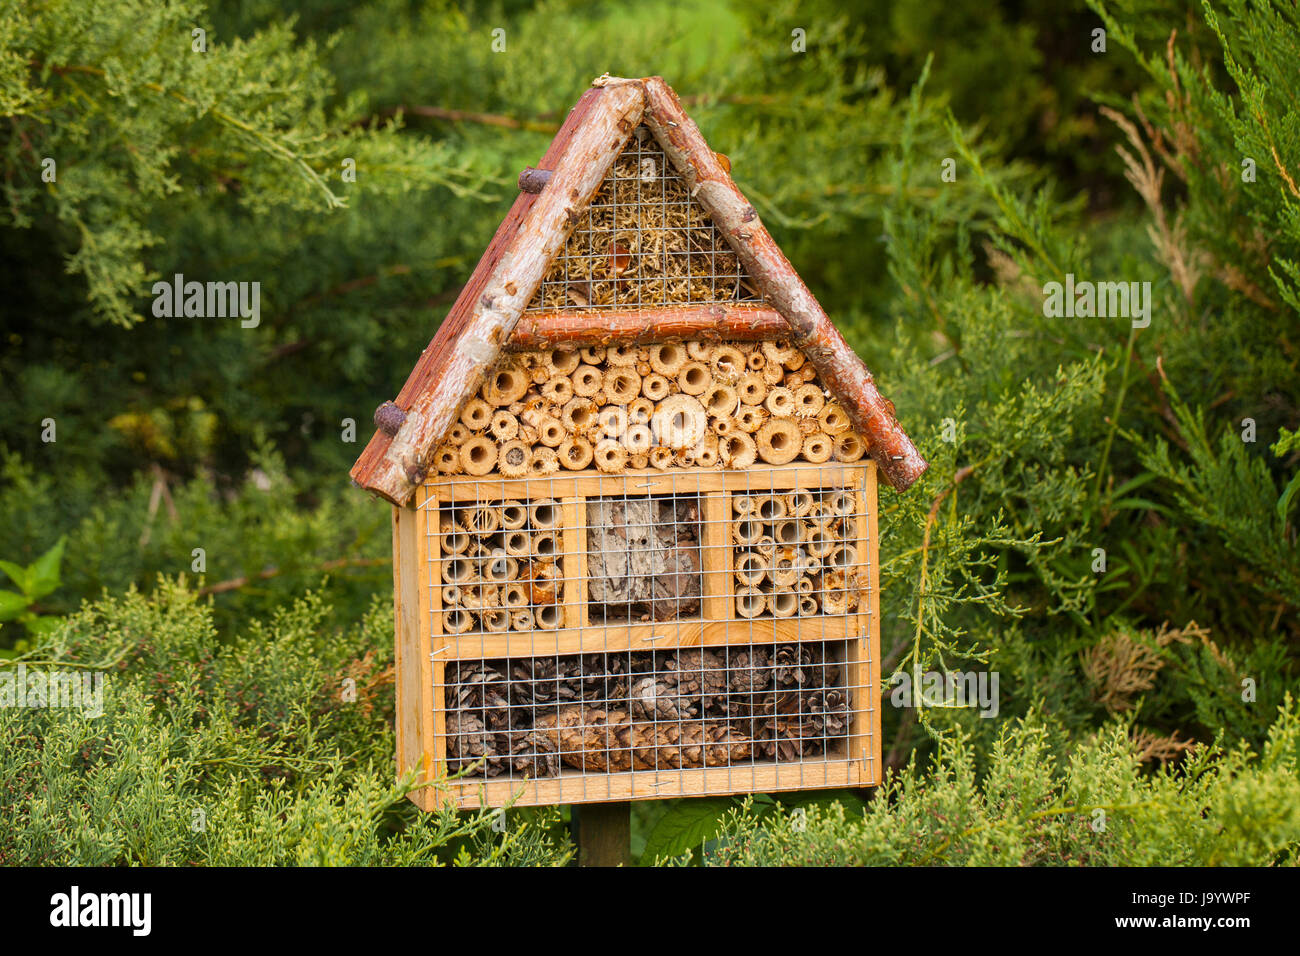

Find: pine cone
628;674;698;721
534;706;752;772
502;728;560;778
509;656;580;707
662;648;729;714
446;712;505;776
446;662;511;730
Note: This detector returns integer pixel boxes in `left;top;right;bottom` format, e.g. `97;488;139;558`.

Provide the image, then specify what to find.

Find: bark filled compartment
443;642;851;779
586;492;703;623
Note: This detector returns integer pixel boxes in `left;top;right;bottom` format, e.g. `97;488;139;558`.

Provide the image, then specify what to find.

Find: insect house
350;76;927;811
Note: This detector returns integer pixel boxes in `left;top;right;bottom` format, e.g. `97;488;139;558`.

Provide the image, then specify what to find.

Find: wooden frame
393;461;882;810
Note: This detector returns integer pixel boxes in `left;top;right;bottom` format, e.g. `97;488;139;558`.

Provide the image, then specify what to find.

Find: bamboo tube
686;340;710;361
498;440;531;478
735;405;765;433
461;583;501;610
802;432;833;463
769;589;798;619
481;608;510;632
709;345;746;382
572;364;602;397
629;397;654;425
459;436;497;475
787;350;808;372
442;557;476;584
793;383;825;418
489;410;519;443
625;423;653;454
560;397;596;434
818;402;851;435
503;530;531;558
530;447;559;475
544;348;579;374
542;374;574;404
828;544;858;571
652;394;707;450
755;494;787;521
799;594;819;616
756;418;802;465
650;447;675;470
529;562;561;604
446;422;471;446
712;417;735;437
820;584;850;615
433;444;461;475
782;372;803;390
579;346;606;365
499;501;528;530
641;373;670;401
441;584;463;606
531;533;561;562
535;603;562;630
693;433;720;467
518;423;539;444
649;342;687;377
636;360;652;376
676;361;710;395
770;554;799;588
735;587;767;619
787;490;815;517
559;436;594;471
441;524;471;556
460;504;500;535
510;608;534;631
833;433;866;462
756;534;777;556
764;387;795;418
747;351;765;372
772;518;801;547
594;438;628;473
536;416;565;447
805;527;837;559
734;551;766;587
597;405;628;439
719;432;757;467
483;551;517;583
606;344;637;366
629;452;650;470
443;608;475;635
459;398;493;431
502;581;529;608
703;383;739;419
529;499;561;530
828;489;856;517
761;360;785;386
733;517;764;546
530;365;550;385
761;341;796;366
604;368;641;405
733;495;757;515
797;575;816;595
737;373;767;406
484;366;529;406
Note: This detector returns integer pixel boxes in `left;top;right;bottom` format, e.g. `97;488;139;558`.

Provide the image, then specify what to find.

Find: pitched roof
351;76;927;506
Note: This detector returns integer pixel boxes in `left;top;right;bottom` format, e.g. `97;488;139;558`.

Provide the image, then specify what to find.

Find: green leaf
27;536;66;600
0;560;28;594
1277;471;1300;528
0;590;30;622
22;615;62;637
640;797;736;863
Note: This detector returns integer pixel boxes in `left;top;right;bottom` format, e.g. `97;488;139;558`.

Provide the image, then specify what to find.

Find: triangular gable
527;127;763;311
351;76;927;506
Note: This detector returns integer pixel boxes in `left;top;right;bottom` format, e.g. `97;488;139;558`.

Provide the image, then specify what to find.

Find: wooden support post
572;802;631;867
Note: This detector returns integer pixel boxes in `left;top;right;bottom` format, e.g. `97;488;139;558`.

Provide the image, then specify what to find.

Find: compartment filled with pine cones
443;642;851;778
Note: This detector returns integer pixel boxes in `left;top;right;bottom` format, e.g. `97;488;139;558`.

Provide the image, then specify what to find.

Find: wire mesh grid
527;126;765;311
421;464;876;806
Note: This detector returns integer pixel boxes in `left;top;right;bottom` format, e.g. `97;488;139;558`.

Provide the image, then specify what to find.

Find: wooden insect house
350;76;927;810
